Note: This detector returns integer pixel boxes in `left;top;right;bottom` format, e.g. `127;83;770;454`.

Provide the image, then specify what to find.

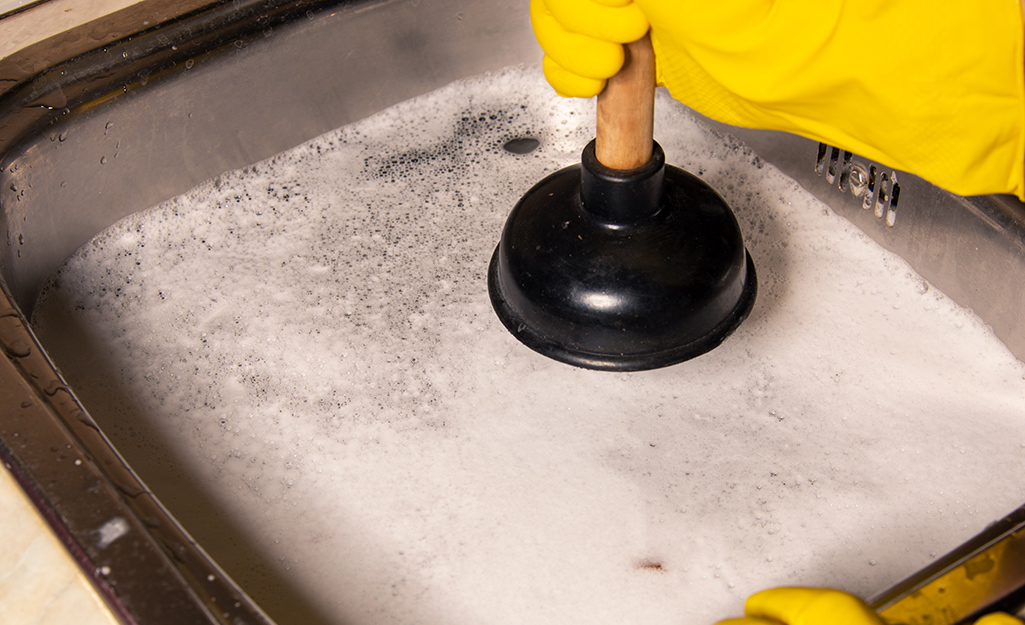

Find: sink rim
1;0;1024;622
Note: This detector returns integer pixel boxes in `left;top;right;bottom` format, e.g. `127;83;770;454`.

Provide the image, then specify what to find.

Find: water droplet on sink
4;339;31;357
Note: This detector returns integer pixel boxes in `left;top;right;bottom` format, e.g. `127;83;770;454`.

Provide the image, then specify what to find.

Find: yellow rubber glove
714;587;884;625
713;587;1025;625
976;614;1025;625
531;0;648;97
531;0;1025;200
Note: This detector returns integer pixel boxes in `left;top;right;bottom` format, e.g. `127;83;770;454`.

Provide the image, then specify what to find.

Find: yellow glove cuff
641;0;1025;199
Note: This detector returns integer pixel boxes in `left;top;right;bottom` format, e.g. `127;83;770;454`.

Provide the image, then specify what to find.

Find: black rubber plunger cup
488;34;756;371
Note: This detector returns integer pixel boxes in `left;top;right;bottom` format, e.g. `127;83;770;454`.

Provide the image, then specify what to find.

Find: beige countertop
0;466;120;625
0;0;212;98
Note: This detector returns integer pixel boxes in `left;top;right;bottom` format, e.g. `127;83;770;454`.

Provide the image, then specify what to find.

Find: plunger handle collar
580;139;665;225
596;32;655;170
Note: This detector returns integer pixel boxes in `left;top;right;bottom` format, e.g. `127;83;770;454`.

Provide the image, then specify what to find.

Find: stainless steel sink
1;1;1023;623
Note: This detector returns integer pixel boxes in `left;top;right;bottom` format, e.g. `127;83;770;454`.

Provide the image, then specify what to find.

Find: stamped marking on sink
816;142;900;227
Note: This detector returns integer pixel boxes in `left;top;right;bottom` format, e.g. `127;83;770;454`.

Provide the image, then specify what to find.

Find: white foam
32;67;1025;625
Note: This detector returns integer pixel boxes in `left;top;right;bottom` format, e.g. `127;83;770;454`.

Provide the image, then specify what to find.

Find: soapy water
32;67;1025;625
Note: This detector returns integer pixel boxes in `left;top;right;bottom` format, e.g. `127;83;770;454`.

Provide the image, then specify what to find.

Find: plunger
488;34;757;371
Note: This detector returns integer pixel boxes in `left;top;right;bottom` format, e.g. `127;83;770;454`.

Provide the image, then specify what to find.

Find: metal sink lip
0;1;360;623
0;0;350;171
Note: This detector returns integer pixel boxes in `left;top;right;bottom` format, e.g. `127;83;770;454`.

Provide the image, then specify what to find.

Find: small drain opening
503;137;540;154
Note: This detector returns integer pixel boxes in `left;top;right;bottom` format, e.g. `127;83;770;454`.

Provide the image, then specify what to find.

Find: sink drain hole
503;137;540;154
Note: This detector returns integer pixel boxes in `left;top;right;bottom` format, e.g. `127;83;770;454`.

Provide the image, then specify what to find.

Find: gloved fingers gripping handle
530;0;626;81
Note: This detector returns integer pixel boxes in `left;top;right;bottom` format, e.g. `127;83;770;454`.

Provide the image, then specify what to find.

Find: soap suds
32;67;1025;625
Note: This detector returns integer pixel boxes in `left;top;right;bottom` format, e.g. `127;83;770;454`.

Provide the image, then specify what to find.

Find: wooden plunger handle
595;32;655;170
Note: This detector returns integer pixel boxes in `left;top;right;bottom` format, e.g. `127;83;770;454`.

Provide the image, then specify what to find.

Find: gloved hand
713;587;1025;625
531;0;1025;200
976;614;1025;625
714;587;884;625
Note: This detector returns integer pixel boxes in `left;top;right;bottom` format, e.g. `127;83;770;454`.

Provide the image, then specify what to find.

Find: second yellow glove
716;587;884;625
715;586;1025;625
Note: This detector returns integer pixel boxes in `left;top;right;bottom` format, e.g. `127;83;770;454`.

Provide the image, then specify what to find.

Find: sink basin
1;1;1024;624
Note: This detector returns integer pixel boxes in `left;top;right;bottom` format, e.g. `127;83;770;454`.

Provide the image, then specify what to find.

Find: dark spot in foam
502;137;540;154
362;107;533;180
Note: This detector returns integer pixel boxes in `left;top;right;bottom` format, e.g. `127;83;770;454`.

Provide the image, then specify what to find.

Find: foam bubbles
32;67;1025;625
